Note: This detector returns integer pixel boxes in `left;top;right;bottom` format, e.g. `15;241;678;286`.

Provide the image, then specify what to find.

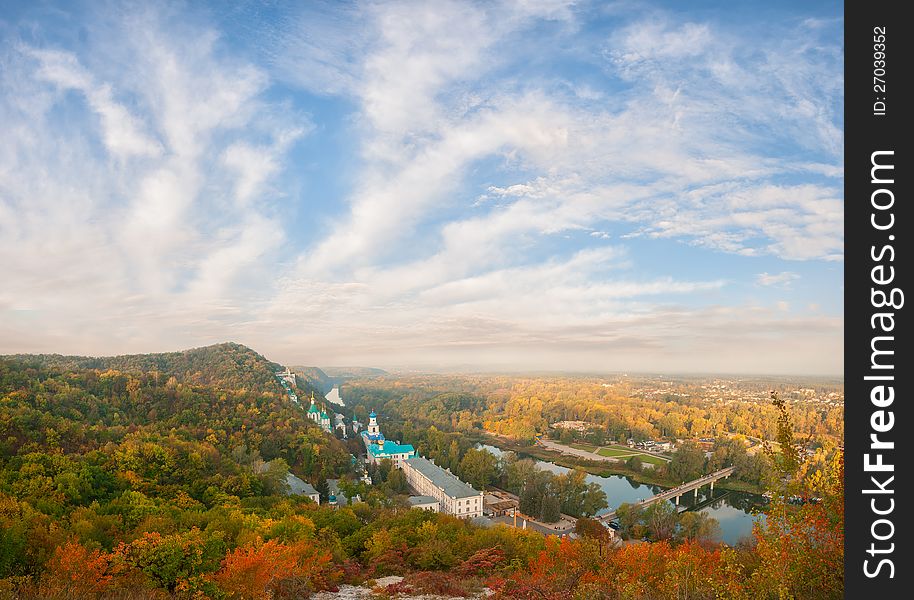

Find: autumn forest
0;343;843;599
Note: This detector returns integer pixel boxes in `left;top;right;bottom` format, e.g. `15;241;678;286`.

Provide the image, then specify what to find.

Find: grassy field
596;447;635;457
570;443;598;453
632;454;668;465
605;444;636;452
595;447;669;465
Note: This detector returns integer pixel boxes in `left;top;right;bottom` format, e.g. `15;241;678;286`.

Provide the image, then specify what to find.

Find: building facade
307;393;333;433
360;411;416;467
401;456;484;518
408;495;440;511
276;367;297;387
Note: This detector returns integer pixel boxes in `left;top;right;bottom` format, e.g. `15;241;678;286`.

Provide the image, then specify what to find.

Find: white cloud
28;48;163;159
757;272;801;287
610;21;712;67
0;1;844;375
1;5;309;351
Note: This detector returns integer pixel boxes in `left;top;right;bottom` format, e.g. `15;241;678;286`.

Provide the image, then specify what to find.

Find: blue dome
369;411;377;418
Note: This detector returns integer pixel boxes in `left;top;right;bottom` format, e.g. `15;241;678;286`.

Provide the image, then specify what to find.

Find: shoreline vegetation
477;434;766;495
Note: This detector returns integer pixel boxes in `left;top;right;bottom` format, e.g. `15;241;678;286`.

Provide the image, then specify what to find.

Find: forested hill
2;342;315;396
321;366;388;379
291;365;334;394
0;343;348;472
0;345;362;594
291;365;389;394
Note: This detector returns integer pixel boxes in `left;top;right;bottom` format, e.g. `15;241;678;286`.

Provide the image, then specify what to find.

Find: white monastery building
401;456;484;518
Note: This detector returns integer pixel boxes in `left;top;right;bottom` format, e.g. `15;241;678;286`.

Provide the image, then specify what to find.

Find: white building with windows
276;367;297;387
361;411;415;468
408;495;440;511
401;456;483;518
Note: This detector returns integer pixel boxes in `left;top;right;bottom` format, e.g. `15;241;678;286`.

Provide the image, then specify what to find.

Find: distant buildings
484;492;518;517
401;456;483;518
276;367;297;388
361;411;416;467
551;420;590;432
275;368;300;404
334;413;347;438
327;478;359;507
307;393;333;433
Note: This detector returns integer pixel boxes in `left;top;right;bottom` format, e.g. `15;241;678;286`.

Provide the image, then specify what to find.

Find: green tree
615;502;642;539
458;448;498;490
677;511;721;545
668;441;706;482
540;494;561;523
643;501;678;541
386;469;408;494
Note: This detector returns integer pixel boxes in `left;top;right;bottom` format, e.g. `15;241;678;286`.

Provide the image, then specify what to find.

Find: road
536;439;669;465
538;439;621;462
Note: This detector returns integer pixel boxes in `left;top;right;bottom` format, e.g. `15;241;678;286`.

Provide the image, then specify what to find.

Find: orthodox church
360;411;415;468
307;393;333;433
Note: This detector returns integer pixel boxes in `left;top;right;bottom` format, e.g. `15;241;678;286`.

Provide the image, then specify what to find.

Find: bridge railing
598;466;737;519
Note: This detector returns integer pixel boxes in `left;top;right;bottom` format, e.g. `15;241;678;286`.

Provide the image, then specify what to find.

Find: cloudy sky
0;0;843;375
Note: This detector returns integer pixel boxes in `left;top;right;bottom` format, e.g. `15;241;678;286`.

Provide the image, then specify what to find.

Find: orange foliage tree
211;538;337;599
39;539;113;598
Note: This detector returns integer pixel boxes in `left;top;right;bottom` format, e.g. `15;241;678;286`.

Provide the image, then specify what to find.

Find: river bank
476;439;766;546
478;434;764;495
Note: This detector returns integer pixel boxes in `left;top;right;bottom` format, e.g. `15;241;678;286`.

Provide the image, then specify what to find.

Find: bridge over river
598;466;737;523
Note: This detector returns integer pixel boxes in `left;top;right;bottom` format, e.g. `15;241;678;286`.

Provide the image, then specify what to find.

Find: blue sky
0;0;843;375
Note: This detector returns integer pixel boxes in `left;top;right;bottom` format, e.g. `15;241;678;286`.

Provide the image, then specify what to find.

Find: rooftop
404;456;481;499
285;473;318;497
409;495;439;506
327;479;353;505
366;438;415;457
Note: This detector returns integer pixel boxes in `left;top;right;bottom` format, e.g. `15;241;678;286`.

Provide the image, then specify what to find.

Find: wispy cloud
0;0;844;374
1;4;308;345
757;271;801;288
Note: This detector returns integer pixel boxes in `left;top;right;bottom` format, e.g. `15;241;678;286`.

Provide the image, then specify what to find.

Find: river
478;444;765;546
325;386;345;406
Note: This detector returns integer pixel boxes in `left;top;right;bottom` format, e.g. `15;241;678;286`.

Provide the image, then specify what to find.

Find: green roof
366;438;415;458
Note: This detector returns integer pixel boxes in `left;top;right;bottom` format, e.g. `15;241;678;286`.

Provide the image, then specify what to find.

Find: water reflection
478;443;764;545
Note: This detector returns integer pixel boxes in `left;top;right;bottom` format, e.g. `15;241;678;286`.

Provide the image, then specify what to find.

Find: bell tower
368;411;380;436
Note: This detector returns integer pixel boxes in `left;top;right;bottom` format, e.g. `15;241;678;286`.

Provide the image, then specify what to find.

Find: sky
0;0;844;375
